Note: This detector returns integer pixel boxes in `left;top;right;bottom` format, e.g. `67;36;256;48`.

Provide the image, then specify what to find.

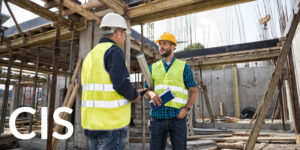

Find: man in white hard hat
81;13;146;150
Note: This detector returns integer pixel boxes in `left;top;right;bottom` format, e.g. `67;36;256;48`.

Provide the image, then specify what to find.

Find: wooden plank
233;67;240;118
98;0;127;15
187;140;216;146
128;0;254;25
216;142;245;149
296;135;300;146
8;0;72;27
211;137;296;143
54;0;100;23
245;3;300;149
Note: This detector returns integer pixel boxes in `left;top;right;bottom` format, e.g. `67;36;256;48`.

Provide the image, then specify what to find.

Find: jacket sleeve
104;46;138;101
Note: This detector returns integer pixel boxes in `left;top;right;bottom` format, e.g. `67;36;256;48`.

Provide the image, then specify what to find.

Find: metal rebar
29;49;40;133
0;47;13;134
47;0;63;149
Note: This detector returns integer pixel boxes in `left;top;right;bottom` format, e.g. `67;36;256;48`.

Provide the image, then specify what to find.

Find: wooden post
29;49;40;133
194;63;214;122
0;48;13;134
245;5;300;149
233;66;240;118
202;85;215;122
47;0;63;149
140;23;146;150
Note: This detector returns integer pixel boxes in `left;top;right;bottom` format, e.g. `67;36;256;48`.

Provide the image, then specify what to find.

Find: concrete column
285;80;295;131
125;19;131;72
10;85;17;115
10;85;24;113
291;23;300;107
290;23;300;132
74;21;102;149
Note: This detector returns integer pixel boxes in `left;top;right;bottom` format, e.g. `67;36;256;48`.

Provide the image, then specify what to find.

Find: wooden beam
128;0;253;25
0;28;71;51
98;0;127;15
8;0;72;27
245;3;300;149
0;73;46;82
0;59;65;76
54;0;100;23
130;38;154;57
63;0;104;16
95;9;114;18
186;48;281;66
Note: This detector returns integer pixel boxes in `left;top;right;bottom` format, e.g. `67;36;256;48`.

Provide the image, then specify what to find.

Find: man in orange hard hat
145;32;198;150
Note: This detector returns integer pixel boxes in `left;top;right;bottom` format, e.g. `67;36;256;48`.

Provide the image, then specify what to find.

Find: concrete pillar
10;85;17;115
291;23;300;107
285;80;295;131
74;21;102;149
290;23;300;132
10;85;24;114
11;85;23;112
125;19;131;72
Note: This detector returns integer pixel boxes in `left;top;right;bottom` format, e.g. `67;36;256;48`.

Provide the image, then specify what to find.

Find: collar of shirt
161;56;176;72
99;37;117;45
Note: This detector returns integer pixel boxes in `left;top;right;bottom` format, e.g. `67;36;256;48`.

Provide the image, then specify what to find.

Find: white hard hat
99;13;128;30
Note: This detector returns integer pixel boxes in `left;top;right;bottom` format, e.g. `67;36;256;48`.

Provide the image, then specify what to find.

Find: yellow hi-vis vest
152;59;188;109
81;42;131;130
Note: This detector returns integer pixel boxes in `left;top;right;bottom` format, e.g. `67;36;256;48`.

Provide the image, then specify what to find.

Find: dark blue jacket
84;37;138;137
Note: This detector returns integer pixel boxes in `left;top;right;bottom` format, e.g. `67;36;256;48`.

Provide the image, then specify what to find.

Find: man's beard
161;48;172;57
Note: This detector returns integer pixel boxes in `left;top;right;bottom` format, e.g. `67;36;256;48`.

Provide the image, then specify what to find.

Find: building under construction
0;0;300;149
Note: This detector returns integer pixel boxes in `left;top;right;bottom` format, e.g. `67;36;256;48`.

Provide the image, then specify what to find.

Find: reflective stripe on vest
82;99;129;108
82;84;115;92
81;42;131;130
152;59;188;109
155;84;188;95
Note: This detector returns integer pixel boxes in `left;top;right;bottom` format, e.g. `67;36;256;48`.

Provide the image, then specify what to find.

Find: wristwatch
184;105;192;112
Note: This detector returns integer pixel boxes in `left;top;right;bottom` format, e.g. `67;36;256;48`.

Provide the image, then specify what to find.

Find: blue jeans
88;127;127;150
150;118;187;150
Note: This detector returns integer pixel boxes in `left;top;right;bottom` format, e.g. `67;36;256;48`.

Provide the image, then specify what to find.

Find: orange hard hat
156;32;177;46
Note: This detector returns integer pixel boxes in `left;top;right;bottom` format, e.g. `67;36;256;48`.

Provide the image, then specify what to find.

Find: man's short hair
101;27;125;37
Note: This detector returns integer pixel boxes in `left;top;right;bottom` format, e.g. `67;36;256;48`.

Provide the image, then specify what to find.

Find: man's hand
131;88;148;103
177;108;188;119
147;91;162;106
